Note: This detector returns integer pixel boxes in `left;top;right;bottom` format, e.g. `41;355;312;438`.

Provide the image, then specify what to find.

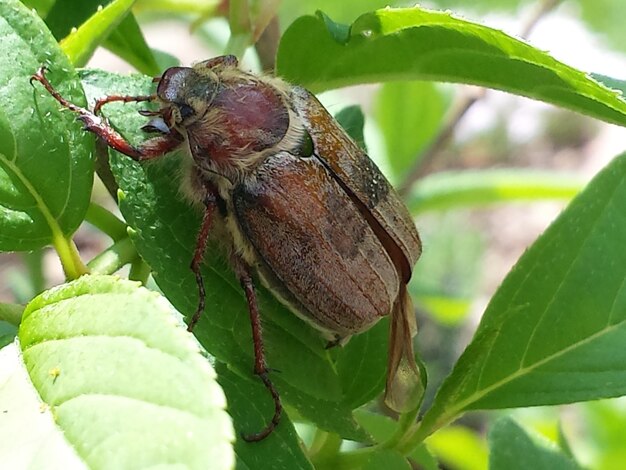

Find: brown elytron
31;56;423;441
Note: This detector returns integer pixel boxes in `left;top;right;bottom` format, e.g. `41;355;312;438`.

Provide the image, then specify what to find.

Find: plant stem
52;232;89;280
23;250;45;295
85;202;127;241
380;407;420;451
397;0;564;196
87;237;138;275
129;257;151;284
309;430;342;466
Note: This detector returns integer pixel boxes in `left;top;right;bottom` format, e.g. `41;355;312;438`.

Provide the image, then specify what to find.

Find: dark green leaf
0;0;93;251
334;105;367;151
11;275;234;468
105;14;161;75
78;69;368;439
276;8;626;127
336;318;387;408
420;151;626;436
215;363;313;470
489;417;580;470
0;321;17;349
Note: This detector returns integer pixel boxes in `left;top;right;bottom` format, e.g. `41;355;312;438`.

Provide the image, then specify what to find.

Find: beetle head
156;66;218;126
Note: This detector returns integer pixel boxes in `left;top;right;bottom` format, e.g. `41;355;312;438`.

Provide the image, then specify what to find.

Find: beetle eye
177;103;195;120
297;131;314;158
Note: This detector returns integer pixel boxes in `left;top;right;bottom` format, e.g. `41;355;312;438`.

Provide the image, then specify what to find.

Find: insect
31;56;423;441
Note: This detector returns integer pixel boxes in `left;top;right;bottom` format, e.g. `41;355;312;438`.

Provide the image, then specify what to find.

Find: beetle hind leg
232;256;282;442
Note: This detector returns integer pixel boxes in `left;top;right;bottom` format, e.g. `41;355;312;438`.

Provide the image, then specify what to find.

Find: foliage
2;0;626;468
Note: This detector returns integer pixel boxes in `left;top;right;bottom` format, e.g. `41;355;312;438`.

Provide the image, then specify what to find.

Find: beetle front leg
231;254;282;442
31;67;183;161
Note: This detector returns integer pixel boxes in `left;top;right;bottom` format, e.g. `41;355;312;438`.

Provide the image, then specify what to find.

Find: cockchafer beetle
31;55;423;441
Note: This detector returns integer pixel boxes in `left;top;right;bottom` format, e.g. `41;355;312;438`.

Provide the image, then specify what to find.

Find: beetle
31;55;423;441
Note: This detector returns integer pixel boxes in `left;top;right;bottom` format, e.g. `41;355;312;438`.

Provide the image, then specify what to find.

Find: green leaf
0;0;93;251
336;318;387;408
375;81;449;180
334;105;367;151
216;363;313;470
104;14;161;76
0;321;17;349
0;302;23;327
407;169;584;214
488;417;580;470
276;8;626;127
78;69;368;440
60;0;136;68
418;151;626;438
8;275;234;468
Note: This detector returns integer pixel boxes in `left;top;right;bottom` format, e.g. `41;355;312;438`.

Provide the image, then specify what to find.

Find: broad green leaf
408;169;584;214
78;69;368;440
488;418;580;470
216;363;313;470
0;0;93;251
335;318;387;409
276;8;626;127
60;0;136;68
0;342;85;469
375;81;449;180
334;105;367;151
418;151;626;438
426;425;489;470
46;0;159;75
594;74;626;96
13;275;234;469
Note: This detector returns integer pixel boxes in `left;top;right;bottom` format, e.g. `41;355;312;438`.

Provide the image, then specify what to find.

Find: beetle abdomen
232;152;400;336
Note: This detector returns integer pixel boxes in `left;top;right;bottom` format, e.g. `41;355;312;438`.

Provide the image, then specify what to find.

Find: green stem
129;257;151;284
0;303;25;327
52;232;89;280
87;237;138;275
85;202;127;241
309;430;342;467
23;250;45;295
380;407;420;451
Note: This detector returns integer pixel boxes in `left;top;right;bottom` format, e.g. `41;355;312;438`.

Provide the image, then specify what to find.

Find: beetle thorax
185;76;295;181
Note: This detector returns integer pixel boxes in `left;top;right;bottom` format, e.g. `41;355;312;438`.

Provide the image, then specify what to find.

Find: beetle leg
31;67;183;161
93;94;156;115
187;187;219;332
231;254;282;442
